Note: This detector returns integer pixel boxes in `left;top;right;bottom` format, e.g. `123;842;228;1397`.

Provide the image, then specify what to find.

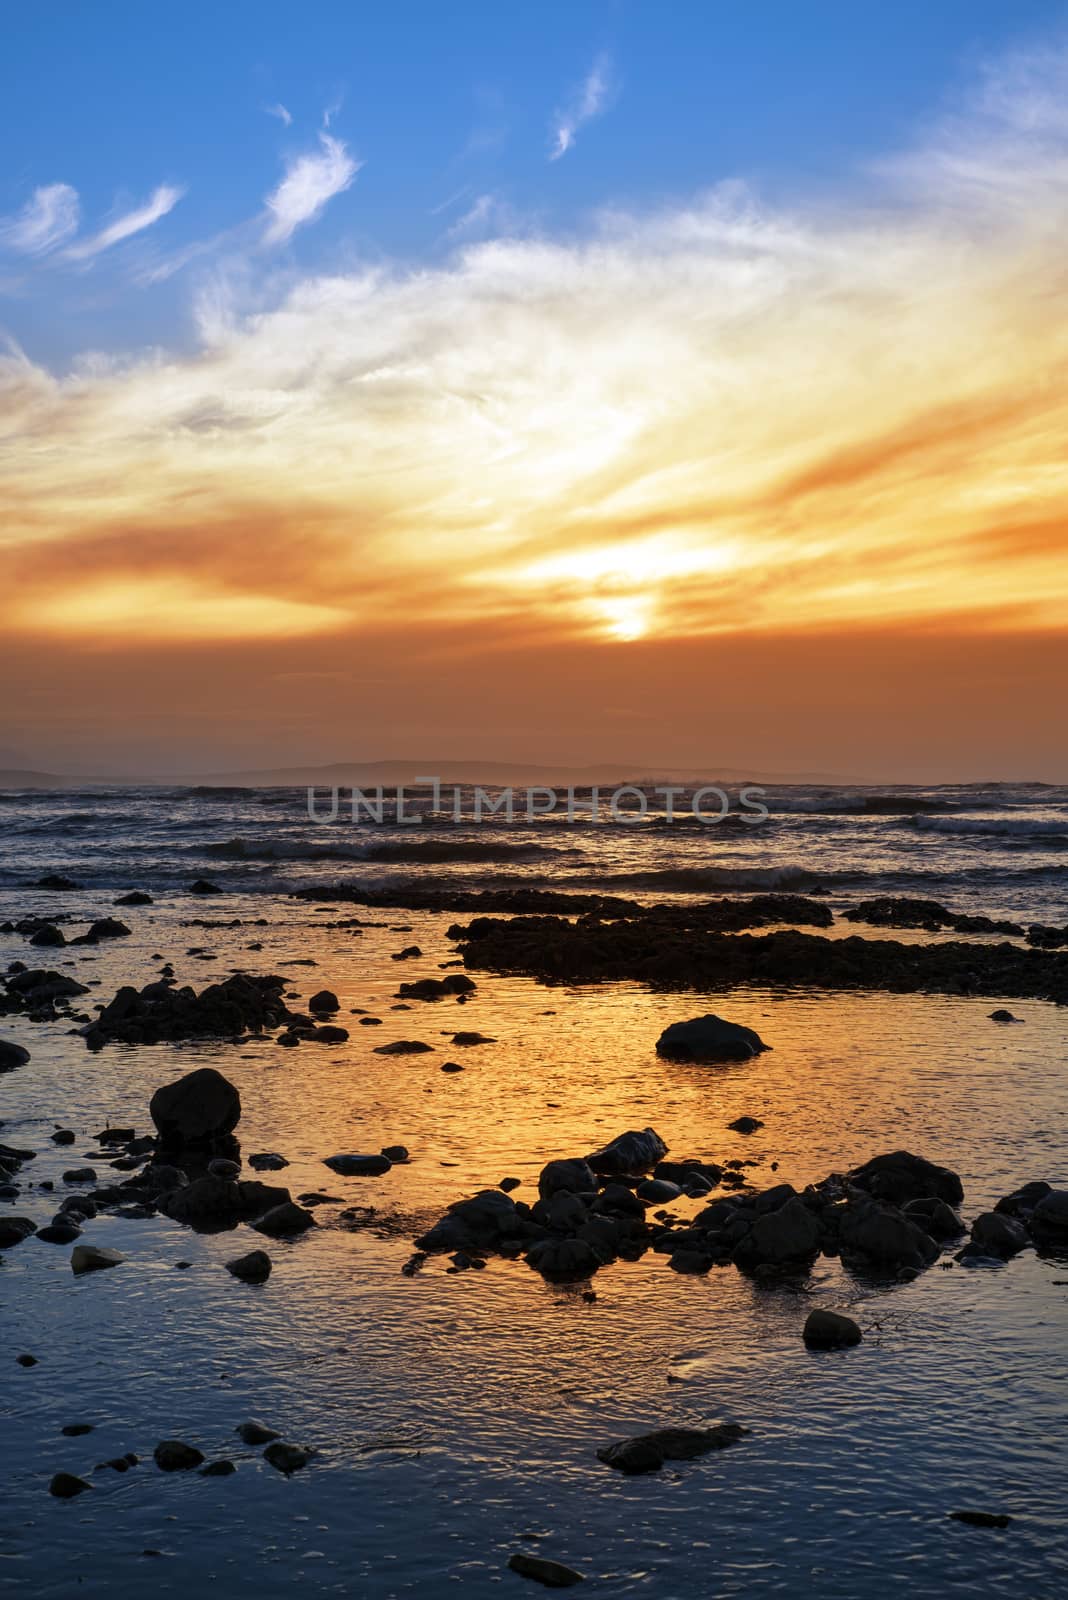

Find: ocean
1;783;1066;1597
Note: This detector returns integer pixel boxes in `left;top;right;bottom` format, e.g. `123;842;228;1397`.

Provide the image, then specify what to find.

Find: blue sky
4;0;1066;366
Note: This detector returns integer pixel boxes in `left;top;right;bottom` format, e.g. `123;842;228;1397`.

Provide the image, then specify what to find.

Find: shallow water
2;889;1067;1597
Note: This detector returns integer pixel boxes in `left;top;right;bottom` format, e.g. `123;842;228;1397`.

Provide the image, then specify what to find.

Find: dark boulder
150;1068;241;1148
848;1150;964;1207
803;1308;862;1348
0;1039;30;1072
587;1128;668;1176
656;1014;769;1061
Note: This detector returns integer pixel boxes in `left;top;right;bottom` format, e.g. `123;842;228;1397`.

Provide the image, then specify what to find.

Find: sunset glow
3;14;1067;777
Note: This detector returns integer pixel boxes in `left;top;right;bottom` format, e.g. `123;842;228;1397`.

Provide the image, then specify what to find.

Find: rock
150;1067;241;1148
263;1442;312;1475
538;1158;597;1200
324;1153;392;1177
803;1308;863;1348
949;1510;1012;1528
838;1201;939;1272
249;1152;289;1171
60;1423;94;1436
189;879;223;895
16;1353;38;1367
208;1158;241;1179
236;1420;280;1445
597;1423;746;1474
153;1440;205;1471
33;873;79;890
114;890;153;905
848;1150;964;1207
160;1176;290;1229
200;1460;236;1477
91;974;295;1049
587;1128;668;1176
970;1211;1031;1258
36;1222;82;1244
656;1014;769;1061
728;1115;764;1134
668;1249;714;1274
373;1039;433;1055
29;924;66;947
51;1128;76;1145
636;1178;682;1203
49;1472;92;1498
71;1245;124;1274
308;989;340;1011
989;1009;1020;1022
450;1031;495;1046
0;1039;30;1072
311;1024;349;1043
381;1144;409;1162
390;945;422;960
902;1197;965;1240
440;1061;464;1072
1032;1189;1068;1237
500;1177;521;1192
526;1237;600;1281
994;1181;1052;1221
396;975;477;1001
416;1189;521;1253
226;1250;272;1283
734;1196;822;1266
507;1551;584;1587
85;918;131;940
252;1201;317;1237
62;1167;96;1183
0;1216;37;1248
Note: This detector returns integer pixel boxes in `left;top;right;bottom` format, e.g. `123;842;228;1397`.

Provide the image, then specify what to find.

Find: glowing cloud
2;44;1068;673
0;183;80;255
263;133;360;244
65;184;185;261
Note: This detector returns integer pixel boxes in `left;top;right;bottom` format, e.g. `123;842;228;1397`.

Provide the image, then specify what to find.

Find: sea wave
201;835;581;865
911;815;1068;839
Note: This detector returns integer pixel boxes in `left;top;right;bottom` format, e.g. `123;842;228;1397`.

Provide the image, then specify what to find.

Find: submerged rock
49;1472;92;1498
969;1211;1031;1259
803;1308;863;1348
0;1038;31;1072
236;1420;280;1445
507;1551;584;1587
656;1014;769;1062
225;1250;272;1283
89;974;297;1049
597;1423;747;1474
263;1442;312;1475
373;1039;433;1055
70;1244;124;1275
252;1201;317;1237
153;1440;205;1471
324;1153;392;1177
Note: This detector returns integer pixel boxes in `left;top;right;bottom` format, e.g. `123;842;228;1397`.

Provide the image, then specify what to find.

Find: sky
2;1;1068;780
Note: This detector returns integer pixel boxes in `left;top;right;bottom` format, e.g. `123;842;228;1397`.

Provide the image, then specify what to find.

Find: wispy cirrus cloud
65;184;186;262
265;102;293;127
549;53;614;160
0;183;80;255
262;132;360;245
